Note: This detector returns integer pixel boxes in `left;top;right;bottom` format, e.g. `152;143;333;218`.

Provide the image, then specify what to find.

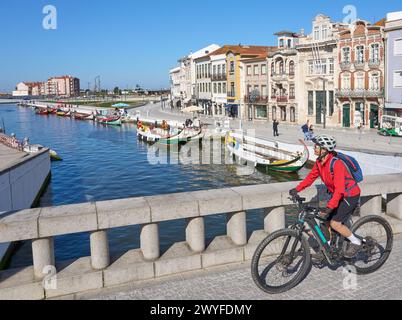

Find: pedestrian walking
273;119;279;137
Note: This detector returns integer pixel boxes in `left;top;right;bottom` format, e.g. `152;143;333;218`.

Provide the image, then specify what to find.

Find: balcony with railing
244;95;268;103
271;73;288;82
335;89;384;98
368;59;381;68
227;91;236;98
276;96;288;103
212;74;227;81
354;60;365;70
340;61;352;70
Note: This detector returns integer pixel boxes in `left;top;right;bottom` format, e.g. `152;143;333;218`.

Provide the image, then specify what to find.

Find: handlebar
289;194;306;204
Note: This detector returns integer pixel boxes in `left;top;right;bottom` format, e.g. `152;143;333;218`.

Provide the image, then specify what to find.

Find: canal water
0;104;309;268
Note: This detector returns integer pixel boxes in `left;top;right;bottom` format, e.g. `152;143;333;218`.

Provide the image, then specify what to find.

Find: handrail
1;173;402;244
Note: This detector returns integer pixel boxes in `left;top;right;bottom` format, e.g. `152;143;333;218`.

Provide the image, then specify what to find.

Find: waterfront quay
0;137;51;269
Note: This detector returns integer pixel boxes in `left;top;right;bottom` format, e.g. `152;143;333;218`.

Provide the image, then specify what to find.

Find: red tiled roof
208;45;276;57
374;18;386;27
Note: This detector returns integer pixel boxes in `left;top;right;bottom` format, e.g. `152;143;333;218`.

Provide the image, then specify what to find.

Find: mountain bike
251;194;393;294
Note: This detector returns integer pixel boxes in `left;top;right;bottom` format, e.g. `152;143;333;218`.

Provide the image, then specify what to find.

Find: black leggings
329;195;360;223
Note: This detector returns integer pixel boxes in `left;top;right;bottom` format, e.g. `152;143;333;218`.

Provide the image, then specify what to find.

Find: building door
248;105;253;121
370;104;379;129
355;102;365;126
343;104;351;128
315;91;325;125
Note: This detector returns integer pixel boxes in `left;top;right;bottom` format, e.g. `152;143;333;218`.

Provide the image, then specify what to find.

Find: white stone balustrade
0;173;402;299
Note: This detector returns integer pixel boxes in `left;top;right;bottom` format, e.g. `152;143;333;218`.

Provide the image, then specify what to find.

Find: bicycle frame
288;196;348;266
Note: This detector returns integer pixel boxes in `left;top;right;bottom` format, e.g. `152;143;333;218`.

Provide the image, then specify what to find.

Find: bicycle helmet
312;135;337;152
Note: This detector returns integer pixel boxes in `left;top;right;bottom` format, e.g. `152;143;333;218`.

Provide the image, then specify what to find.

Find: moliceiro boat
137;126;182;144
35;107;49;115
96;115;122;126
137;126;204;146
74;111;94;121
225;131;309;173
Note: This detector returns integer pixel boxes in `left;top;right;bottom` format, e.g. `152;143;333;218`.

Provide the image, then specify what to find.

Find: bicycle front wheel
251;229;311;294
348;215;393;275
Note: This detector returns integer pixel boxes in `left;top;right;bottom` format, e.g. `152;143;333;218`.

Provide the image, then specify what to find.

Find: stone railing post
386;193;402;220
360;195;382;216
90;230;110;270
32;237;55;279
140;223;160;260
186;217;205;253
264;207;285;234
227;211;247;246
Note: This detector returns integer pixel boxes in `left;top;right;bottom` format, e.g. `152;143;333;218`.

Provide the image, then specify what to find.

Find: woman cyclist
289;135;362;258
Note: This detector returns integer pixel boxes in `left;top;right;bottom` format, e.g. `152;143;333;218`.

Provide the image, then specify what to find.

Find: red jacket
295;153;361;209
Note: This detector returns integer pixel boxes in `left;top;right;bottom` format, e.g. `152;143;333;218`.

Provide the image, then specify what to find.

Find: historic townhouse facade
195;55;213;115
210;53;227;117
171;44;220;108
385;12;402;117
336;20;385;128
243;54;269;121
268;31;299;123
296;15;343;127
169;67;181;106
206;45;272;119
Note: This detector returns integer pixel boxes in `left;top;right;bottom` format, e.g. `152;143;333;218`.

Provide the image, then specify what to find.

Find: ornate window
289;61;295;75
355;46;365;63
370;43;380;62
369;72;380;90
342;47;351;63
355;72;365;90
342;73;351;90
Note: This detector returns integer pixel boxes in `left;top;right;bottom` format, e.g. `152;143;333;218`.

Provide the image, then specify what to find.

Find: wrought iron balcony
212;74;227;81
227;91;236;98
276;96;288;103
335;89;384;98
340;61;352;70
354;61;366;70
368;59;381;68
271;73;288;82
244;95;268;103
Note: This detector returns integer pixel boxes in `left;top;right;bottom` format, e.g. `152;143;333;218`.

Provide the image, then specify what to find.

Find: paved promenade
0;143;27;171
133;103;402;156
79;233;402;300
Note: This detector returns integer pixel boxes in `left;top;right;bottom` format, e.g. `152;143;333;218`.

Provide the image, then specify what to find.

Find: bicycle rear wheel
348;215;393;275
251;229;311;294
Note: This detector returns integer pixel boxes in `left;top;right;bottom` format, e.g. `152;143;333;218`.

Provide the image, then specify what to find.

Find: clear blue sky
0;0;400;92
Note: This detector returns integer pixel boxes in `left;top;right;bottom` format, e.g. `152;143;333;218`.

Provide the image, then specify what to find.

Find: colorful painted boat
74;112;93;120
35;107;49;115
225;132;309;173
137;126;181;144
97;116;122;126
56;110;71;117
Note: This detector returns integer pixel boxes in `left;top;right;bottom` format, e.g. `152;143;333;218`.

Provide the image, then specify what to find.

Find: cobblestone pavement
82;234;402;300
133;103;402;157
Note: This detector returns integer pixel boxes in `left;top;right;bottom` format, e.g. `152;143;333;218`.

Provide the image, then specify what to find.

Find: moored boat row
32;105;122;126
